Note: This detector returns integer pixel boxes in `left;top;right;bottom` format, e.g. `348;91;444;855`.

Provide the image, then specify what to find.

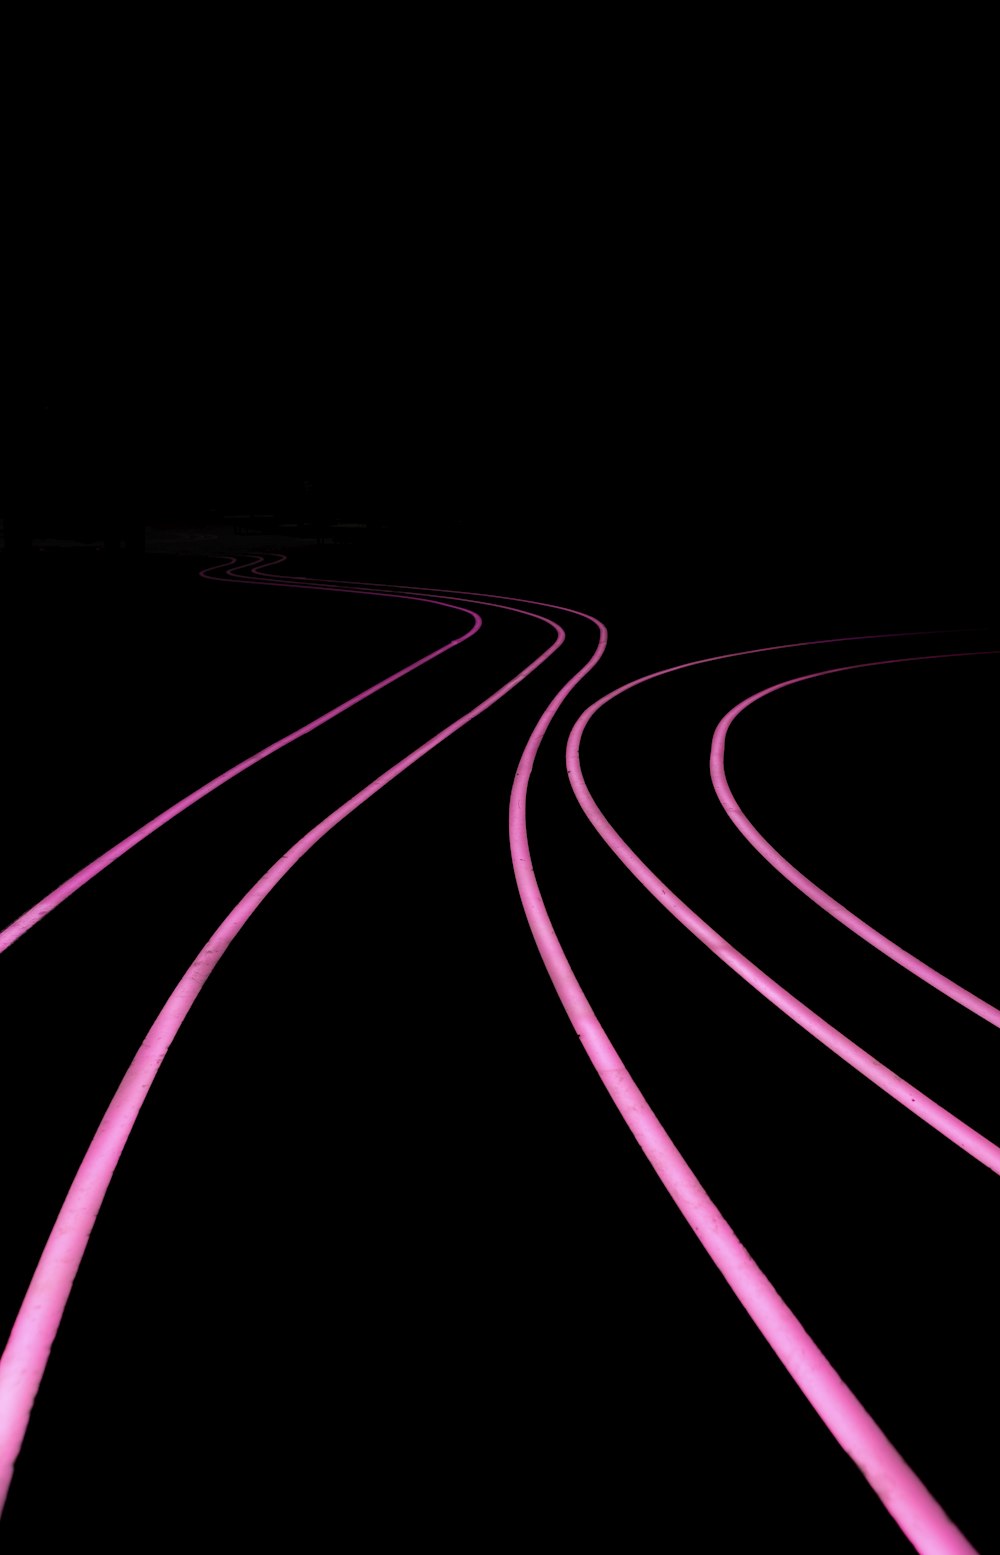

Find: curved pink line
565;667;999;1173
0;571;481;956
286;568;984;1549
0;593;568;1514
710;654;1000;1027
501;618;980;1553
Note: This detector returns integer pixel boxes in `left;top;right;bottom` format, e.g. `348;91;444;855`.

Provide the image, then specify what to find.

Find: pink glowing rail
0;569;481;957
0;581;567;1514
710;655;1000;1028
314;569;982;1553
497;600;980;1555
564;665;999;1175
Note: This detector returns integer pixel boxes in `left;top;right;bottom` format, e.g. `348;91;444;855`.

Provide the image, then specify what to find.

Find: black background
1;532;996;1555
5;52;996;1551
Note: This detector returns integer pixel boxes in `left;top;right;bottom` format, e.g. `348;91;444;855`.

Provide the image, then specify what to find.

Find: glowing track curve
501;604;980;1555
564;665;999;1173
710;654;1000;1027
0;571;481;957
0;580;567;1513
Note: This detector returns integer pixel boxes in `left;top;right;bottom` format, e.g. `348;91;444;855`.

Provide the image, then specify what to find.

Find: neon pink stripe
498;609;979;1553
0;573;481;957
0;594;566;1514
710;654;1000;1027
565;668;999;1173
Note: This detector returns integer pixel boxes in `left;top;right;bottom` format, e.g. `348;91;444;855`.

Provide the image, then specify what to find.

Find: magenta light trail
0;572;481;958
497;604;980;1555
564;669;1000;1175
0;592;569;1516
710;654;1000;1028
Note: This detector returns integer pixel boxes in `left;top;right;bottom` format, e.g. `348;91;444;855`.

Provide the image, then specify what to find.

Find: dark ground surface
0;525;996;1552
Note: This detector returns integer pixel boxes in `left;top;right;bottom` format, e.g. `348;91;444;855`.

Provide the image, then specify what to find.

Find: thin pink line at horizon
563;664;999;1174
0;565;482;958
0;587;569;1516
710;654;1000;1027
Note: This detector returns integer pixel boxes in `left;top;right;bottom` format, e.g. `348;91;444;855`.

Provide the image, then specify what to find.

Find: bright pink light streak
503;616;980;1554
564;670;1000;1174
0;573;481;957
710;654;1000;1028
0;599;567;1516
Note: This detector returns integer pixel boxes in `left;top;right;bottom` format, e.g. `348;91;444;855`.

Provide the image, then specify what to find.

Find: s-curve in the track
0;550;995;1553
